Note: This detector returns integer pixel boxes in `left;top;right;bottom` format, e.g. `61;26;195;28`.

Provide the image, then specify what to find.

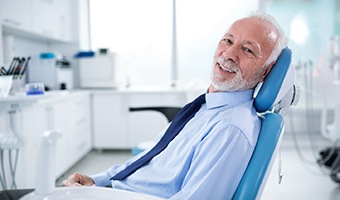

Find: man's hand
62;172;95;187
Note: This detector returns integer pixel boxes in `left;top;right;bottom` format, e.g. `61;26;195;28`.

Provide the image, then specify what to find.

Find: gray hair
248;11;288;67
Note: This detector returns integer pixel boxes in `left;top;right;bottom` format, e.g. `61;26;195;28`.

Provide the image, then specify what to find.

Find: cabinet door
47;95;91;177
65;96;92;168
55;0;73;41
32;0;61;38
47;102;69;176
0;0;32;31
92;93;128;149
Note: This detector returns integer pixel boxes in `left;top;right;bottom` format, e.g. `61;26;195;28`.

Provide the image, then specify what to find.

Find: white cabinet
92;93;128;149
92;91;187;149
0;0;32;31
56;0;73;41
0;92;92;189
63;96;92;171
50;95;92;177
0;0;74;42
32;0;61;38
31;0;73;41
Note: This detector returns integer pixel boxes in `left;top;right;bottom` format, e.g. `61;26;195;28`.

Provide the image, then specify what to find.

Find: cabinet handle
4;18;21;26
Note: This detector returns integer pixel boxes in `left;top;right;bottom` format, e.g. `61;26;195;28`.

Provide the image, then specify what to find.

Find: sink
20;187;164;200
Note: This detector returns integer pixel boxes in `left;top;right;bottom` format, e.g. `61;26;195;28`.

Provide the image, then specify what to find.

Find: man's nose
222;45;238;63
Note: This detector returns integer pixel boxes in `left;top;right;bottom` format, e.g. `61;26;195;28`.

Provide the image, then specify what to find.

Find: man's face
210;17;278;92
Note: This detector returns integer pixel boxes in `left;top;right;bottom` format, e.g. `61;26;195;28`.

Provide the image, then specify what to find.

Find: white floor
56;131;340;200
261;132;340;200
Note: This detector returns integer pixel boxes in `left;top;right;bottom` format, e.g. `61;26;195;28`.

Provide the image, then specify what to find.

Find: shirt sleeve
90;125;171;187
90;165;121;187
169;124;255;200
90;153;145;187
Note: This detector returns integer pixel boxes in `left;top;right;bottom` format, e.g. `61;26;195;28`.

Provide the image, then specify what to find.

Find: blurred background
1;0;340;199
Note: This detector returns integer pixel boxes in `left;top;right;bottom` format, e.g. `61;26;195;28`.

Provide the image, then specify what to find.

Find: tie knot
192;94;206;107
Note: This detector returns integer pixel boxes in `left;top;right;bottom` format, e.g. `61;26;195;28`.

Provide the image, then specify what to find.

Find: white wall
89;0;261;89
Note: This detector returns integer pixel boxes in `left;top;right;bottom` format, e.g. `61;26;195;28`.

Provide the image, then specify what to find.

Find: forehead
227;17;278;54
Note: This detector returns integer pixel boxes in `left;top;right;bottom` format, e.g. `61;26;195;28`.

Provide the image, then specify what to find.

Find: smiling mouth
217;62;238;74
216;57;237;73
219;63;234;73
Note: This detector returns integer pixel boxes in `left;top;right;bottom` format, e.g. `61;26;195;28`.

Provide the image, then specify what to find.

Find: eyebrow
224;33;234;38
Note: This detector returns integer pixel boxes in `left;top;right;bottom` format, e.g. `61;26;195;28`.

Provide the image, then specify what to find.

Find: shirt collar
205;89;254;109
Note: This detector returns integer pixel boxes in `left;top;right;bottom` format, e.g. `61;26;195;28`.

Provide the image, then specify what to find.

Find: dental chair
130;48;298;199
233;47;298;199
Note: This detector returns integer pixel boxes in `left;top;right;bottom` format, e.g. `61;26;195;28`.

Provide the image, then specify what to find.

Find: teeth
216;57;237;73
219;64;233;72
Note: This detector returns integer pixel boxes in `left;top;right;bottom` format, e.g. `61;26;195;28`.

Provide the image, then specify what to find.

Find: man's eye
223;39;233;44
243;47;254;55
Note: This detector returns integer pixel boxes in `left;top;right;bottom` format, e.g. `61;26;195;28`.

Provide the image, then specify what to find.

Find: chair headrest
254;47;295;113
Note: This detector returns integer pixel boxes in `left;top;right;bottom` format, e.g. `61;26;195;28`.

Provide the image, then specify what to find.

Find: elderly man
62;11;288;200
0;11;287;200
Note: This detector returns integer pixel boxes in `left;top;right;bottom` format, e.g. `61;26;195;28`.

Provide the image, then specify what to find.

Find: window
89;0;259;87
89;0;172;87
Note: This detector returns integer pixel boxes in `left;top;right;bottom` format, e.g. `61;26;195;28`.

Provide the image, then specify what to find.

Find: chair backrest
232;47;294;200
254;48;293;113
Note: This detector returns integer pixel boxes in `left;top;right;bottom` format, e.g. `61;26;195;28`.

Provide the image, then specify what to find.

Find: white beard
210;58;262;92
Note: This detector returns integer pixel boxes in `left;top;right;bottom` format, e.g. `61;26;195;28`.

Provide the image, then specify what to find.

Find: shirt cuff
90;172;112;187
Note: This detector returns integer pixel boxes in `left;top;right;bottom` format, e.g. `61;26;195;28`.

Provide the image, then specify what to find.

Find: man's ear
259;61;276;83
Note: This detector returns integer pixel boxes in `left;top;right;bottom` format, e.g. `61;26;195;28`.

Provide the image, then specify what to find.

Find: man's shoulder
229;102;261;146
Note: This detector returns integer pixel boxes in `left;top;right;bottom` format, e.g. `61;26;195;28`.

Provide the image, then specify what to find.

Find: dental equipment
321;35;340;143
35;130;61;195
0;110;24;190
317;35;340;183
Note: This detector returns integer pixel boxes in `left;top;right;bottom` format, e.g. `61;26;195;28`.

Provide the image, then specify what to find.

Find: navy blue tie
111;93;206;180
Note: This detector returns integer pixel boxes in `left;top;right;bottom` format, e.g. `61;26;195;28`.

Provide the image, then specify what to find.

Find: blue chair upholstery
232;47;293;200
254;48;292;113
232;113;284;200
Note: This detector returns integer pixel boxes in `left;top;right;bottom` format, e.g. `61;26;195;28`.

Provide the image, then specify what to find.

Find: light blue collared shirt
91;90;261;200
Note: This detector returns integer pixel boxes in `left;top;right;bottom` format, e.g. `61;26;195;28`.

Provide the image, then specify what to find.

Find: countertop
0;90;90;112
0;87;190;112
